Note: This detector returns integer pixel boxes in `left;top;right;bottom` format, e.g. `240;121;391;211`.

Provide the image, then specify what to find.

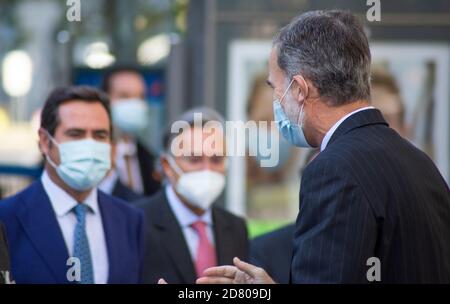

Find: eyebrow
64;128;109;135
64;128;86;134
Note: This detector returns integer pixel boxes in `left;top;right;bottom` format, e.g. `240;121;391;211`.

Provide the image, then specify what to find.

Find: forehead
172;125;225;156
268;48;285;84
57;100;110;130
110;72;145;91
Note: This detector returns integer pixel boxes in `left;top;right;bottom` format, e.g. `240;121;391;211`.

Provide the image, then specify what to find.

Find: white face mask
166;155;225;210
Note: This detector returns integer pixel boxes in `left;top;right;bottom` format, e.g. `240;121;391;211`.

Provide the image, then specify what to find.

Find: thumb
233;257;261;278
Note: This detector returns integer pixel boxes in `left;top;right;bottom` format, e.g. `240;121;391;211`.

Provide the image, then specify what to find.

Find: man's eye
211;156;225;164
187;156;202;163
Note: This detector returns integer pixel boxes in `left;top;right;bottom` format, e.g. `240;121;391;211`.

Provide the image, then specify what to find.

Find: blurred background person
101;66;161;197
98;135;144;203
0;87;144;284
136;107;249;284
370;65;409;138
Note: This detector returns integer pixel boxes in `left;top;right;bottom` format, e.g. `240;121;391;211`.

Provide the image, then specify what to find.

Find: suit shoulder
253;224;295;244
99;191;143;219
302;150;349;178
0;181;39;215
133;190;166;216
213;206;246;227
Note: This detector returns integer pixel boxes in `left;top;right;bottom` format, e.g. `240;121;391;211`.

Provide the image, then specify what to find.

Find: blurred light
138;34;170;65
57;30;70;44
2;50;33;97
83;42;115;69
0;107;10;129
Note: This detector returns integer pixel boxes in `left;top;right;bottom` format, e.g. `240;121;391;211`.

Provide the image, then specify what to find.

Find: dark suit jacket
0;181;145;284
137;142;161;196
136;189;249;284
0;221;11;283
250;224;294;284
112;180;143;202
291;109;450;283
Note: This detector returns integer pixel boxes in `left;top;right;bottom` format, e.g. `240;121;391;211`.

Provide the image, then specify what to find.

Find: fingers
203;265;237;279
233;257;262;277
158;278;168;284
196;277;234;284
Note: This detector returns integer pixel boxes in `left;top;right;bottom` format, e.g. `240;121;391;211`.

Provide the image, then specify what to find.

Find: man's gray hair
273;10;371;105
163;106;225;152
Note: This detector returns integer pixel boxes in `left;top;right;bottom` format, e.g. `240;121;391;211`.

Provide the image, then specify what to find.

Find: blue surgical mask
45;131;111;191
273;79;312;148
111;99;149;136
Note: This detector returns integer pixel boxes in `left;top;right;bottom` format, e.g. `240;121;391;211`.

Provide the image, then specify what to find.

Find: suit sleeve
0;222;11;276
291;157;378;283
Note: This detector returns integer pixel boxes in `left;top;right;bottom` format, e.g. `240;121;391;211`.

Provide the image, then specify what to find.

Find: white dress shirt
41;171;109;284
165;185;215;260
115;139;144;194
320;106;375;151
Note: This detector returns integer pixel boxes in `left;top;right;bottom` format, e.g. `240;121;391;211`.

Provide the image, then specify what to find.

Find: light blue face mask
111;99;149;136
45;131;111;191
273;79;312;148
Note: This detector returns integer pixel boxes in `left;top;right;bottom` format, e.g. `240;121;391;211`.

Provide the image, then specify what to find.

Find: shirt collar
98;170;119;195
41;170;99;217
165;184;212;228
116;139;137;156
320;106;375;152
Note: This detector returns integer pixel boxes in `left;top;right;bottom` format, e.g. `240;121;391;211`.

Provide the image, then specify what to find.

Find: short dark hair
274;10;371;105
163;107;225;153
101;65;143;93
40;86;112;137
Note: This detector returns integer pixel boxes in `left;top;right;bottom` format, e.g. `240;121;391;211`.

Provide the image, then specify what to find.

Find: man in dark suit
197;10;450;284
0;86;144;284
0;221;12;284
137;107;249;284
102;67;161;196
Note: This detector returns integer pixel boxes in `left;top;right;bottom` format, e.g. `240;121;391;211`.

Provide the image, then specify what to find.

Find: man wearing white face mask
0;86;144;284
101;66;161;197
136;107;249;284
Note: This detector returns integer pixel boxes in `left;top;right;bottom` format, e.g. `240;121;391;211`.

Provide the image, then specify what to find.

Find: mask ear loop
40;128;60;169
278;78;295;106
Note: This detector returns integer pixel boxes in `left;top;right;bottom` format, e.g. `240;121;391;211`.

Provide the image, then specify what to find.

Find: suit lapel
327;109;388;148
98;191;122;284
16;181;70;283
153;192;197;283
212;208;234;266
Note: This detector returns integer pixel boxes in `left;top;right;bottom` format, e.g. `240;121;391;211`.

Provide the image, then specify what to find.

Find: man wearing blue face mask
101;67;161;197
197;10;450;284
0;86;144;284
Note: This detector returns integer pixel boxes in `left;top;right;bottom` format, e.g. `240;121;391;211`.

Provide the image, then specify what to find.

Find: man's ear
38;128;50;155
292;75;309;103
160;155;177;184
